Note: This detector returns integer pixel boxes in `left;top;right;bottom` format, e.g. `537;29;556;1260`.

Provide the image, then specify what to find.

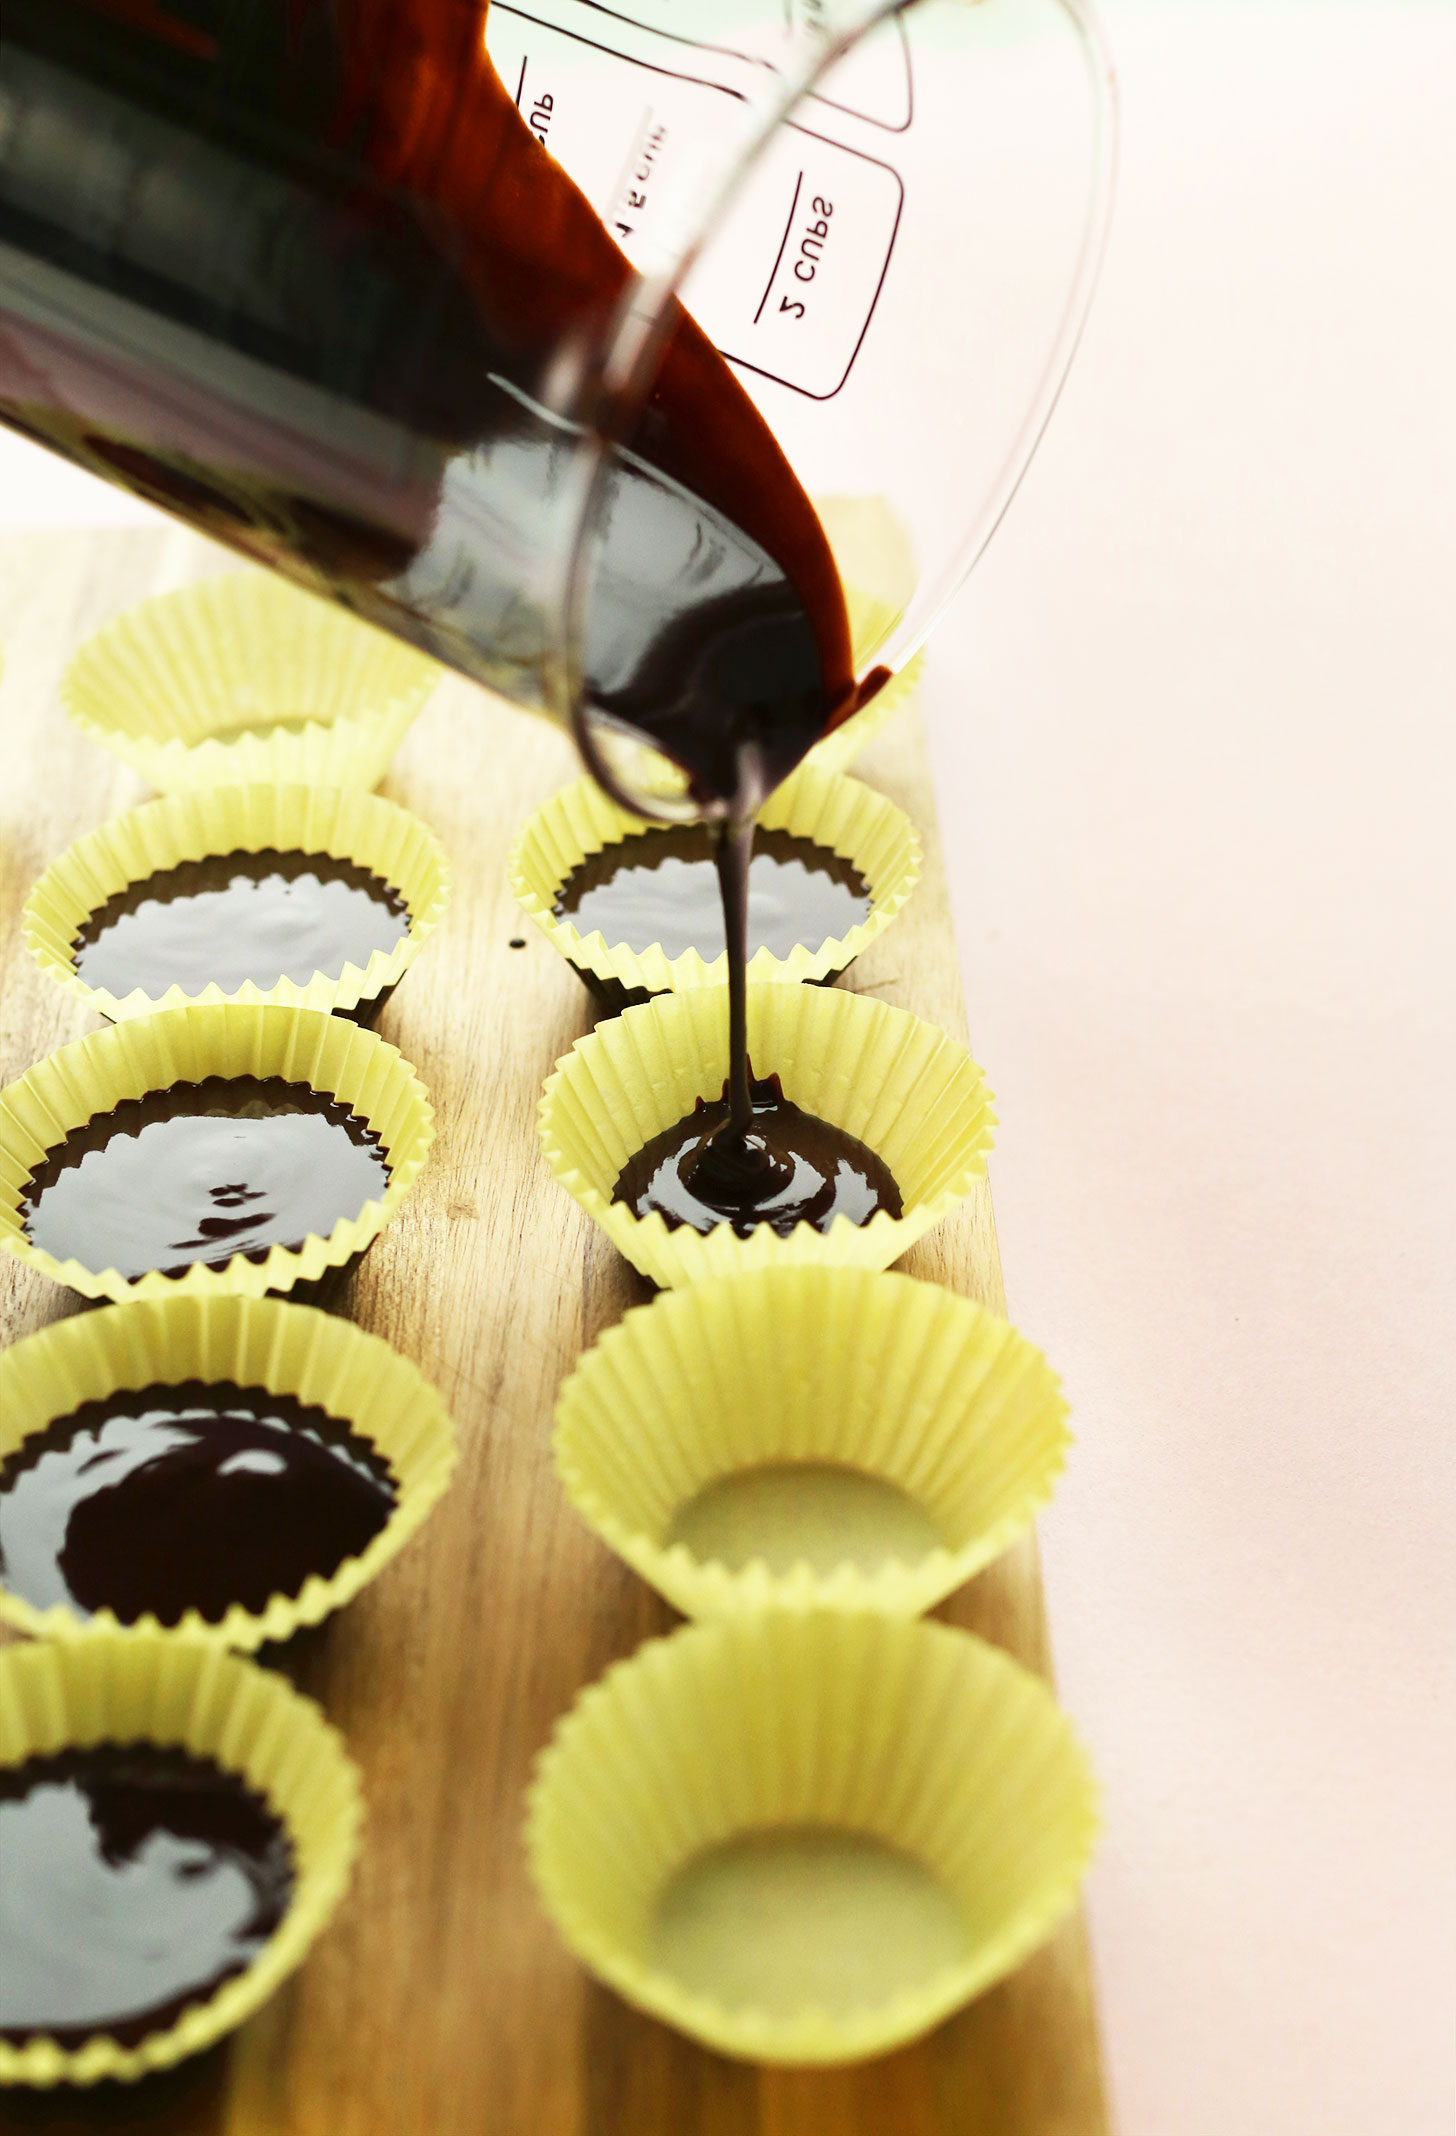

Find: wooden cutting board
0;525;1108;2136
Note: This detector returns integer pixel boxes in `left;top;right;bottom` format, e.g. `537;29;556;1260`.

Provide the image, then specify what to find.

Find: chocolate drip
0;1380;397;1627
0;1744;293;2050
613;1073;902;1240
72;848;410;1001
21;1075;389;1282
607;799;901;1232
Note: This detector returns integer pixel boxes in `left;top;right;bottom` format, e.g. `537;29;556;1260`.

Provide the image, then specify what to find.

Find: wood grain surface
0;527;1108;2136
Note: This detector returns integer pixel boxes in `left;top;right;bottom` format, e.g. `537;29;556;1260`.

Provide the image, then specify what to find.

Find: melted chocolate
0;1380;396;1626
554;827;870;966
0;1743;292;2050
72;848;410;1002
0;2;864;812
21;1076;389;1283
613;1073;902;1240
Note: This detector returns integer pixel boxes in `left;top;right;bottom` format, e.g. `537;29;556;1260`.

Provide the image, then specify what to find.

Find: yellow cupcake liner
24;781;448;1021
61;572;441;792
0;1295;457;1650
0;1003;434;1305
22;783;451;1023
509;762;920;997
537;984;995;1290
0;1634;362;2087
554;1267;1067;1620
526;1610;1097;2065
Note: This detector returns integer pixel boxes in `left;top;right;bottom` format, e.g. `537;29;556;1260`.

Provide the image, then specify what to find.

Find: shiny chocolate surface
613;1073;902;1240
0;1744;292;2050
0;1380;396;1626
21;1076;389;1282
554;826;870;965
72;848;409;1001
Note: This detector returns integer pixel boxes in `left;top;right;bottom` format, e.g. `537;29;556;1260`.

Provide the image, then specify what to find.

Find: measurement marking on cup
613;111;667;240
753;168;804;325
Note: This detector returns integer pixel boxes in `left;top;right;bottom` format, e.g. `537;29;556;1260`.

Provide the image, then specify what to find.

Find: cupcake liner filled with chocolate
0;1634;361;2087
61;570;440;792
537;983;995;1290
510;763;919;1004
554;1267;1069;1620
0;1296;457;1649
0;1004;433;1305
24;784;450;1025
526;1611;1097;2065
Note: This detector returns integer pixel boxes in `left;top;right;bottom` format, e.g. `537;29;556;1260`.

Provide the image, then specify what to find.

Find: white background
0;4;1451;2131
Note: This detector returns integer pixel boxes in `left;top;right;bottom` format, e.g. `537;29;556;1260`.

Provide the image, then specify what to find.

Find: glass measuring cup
0;0;1114;813
497;0;1118;817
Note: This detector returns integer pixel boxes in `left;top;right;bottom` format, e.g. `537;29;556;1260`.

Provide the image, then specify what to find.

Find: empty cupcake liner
23;783;451;1022
526;1610;1098;2065
0;1634;362;2087
553;1266;1068;1619
0;1003;434;1305
0;1295;457;1650
509;762;920;997
537;984;995;1289
60;572;441;791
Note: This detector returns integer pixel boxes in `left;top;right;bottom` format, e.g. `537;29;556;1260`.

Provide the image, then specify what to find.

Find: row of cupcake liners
2;577;459;2084
509;560;1100;2057
51;561;914;800
0;529;1094;2077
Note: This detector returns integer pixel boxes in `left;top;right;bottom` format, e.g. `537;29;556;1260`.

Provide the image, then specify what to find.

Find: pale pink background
0;5;1451;2131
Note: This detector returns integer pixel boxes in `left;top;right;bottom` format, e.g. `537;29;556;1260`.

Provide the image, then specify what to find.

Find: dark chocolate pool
71;848;410;1001
0;1380;397;1626
554;826;871;964
0;1743;293;2050
613;1073;902;1239
20;1076;390;1282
